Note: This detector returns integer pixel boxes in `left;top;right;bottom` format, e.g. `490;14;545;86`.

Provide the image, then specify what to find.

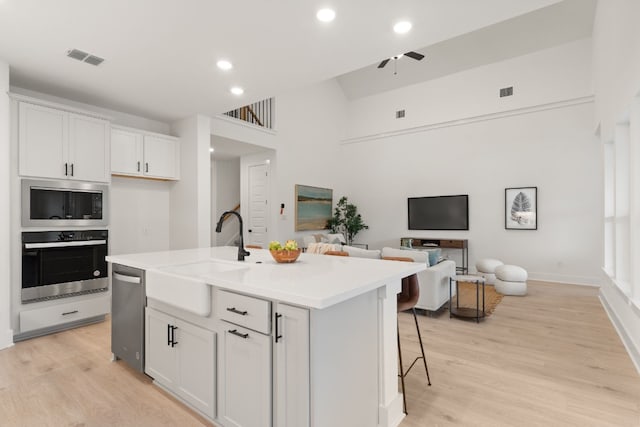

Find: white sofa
380;247;456;312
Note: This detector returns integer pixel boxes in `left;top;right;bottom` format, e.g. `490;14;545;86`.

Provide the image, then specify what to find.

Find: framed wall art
505;187;537;230
295;184;333;231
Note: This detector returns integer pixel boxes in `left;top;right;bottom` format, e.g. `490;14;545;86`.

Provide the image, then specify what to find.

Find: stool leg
397;323;408;414
413;308;432;386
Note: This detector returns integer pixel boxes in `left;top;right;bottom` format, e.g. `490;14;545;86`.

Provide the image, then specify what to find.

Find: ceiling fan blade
378;59;390;68
404;51;425;61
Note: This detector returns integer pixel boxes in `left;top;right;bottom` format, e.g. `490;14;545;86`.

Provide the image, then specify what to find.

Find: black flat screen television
408;195;469;230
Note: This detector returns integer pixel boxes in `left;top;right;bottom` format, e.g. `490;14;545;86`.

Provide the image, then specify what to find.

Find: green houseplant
326;196;369;245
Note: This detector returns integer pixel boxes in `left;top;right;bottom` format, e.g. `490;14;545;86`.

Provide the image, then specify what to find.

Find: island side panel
309;288;379;427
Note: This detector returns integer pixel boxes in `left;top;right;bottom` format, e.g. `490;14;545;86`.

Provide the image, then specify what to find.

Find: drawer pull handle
171;325;178;347
229;329;249;339
226;307;248;316
275;313;282;343
62;310;79;316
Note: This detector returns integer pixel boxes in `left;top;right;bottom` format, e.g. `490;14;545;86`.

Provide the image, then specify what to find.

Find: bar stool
382;256;432;414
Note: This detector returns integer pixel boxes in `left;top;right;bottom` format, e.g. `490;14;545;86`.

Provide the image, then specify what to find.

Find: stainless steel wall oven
21;230;109;303
22;179;108;227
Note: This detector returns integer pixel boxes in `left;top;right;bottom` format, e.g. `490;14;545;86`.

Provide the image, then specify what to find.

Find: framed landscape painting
295;185;333;231
505;187;537;230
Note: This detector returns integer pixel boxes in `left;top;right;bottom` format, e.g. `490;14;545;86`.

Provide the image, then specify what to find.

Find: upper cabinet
111;126;180;180
18;102;110;183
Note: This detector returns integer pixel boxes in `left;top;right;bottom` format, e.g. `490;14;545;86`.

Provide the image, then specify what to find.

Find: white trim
341;95;595;145
527;271;600;287
111;124;179;141
214;114;277;135
599;291;640;374
0;329;14;351
7;92;113;121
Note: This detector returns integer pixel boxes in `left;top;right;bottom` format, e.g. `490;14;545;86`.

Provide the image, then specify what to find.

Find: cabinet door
274;304;309;427
68;113;110;182
145;308;177;387
175;319;216;419
219;324;271;427
143;135;179;179
18;102;67;179
111;128;143;176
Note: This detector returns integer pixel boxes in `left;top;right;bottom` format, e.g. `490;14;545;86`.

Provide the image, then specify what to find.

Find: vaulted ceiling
0;0;563;122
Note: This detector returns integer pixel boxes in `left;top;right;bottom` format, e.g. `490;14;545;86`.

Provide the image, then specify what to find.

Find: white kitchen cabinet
111;127;143;175
145;307;215;419
218;323;272;427
18;101;110;183
111;126;180;180
273;304;309;427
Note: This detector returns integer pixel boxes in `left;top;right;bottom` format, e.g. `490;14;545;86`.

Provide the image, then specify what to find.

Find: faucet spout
215;210;250;261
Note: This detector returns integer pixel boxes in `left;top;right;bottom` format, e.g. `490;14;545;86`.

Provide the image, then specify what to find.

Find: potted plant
326;196;369;245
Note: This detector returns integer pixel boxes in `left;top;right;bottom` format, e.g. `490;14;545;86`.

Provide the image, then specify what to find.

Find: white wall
212;157;240;246
170;115;211;249
110;177;172;255
0;60;12;349
342;102;601;284
267;79;349;244
593;0;640;371
346;38;593;140
339;38;601;285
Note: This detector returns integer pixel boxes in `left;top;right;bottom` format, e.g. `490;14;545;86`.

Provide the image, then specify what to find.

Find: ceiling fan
378;51;425;69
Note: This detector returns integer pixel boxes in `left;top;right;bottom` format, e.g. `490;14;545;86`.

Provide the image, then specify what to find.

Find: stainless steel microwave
22;179;109;227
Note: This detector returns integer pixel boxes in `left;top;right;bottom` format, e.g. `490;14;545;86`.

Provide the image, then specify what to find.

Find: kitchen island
107;246;425;427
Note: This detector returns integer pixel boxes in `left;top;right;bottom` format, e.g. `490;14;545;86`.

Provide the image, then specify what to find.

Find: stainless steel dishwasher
111;264;145;372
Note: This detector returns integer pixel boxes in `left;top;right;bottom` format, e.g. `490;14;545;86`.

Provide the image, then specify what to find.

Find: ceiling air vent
396;109;406;119
500;86;513;97
66;49;105;66
66;49;89;61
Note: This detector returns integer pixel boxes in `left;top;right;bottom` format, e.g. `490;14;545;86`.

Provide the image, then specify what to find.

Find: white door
219;323;271;427
144;135;178;179
68;113;110;182
247;163;269;247
175;319;216;419
111;128;143;176
274;304;310;427
18;102;67;179
145;308;177;387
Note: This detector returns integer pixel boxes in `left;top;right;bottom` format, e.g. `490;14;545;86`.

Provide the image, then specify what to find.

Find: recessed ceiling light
316;8;336;22
230;86;244;95
393;21;412;34
216;59;233;71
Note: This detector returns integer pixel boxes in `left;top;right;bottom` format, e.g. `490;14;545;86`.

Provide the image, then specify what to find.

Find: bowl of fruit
269;240;301;264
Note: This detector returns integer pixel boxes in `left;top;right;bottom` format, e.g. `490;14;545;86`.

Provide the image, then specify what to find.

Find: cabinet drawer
20;295;110;333
215;290;271;334
440;239;464;248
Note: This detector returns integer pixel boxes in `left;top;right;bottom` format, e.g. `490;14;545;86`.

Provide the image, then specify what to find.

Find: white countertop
107;246;426;309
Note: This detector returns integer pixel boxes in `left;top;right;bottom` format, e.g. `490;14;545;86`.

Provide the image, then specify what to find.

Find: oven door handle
24;240;107;249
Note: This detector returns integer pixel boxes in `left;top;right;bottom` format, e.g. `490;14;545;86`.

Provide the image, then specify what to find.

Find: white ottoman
475;258;504;285
494;265;528;296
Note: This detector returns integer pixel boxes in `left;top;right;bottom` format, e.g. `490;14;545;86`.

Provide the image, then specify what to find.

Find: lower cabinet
273;303;310;427
145;307;215;419
218;323;272;427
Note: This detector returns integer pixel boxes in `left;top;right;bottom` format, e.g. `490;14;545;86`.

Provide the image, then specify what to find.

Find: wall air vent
500;86;514;97
66;49;105;66
396;109;406;119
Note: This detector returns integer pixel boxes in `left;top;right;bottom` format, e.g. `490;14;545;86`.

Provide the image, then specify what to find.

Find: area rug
454;282;504;316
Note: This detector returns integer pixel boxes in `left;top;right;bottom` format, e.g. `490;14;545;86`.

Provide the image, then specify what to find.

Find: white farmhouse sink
146;260;248;316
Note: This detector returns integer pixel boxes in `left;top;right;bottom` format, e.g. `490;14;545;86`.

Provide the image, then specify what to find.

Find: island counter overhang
106;246;426;427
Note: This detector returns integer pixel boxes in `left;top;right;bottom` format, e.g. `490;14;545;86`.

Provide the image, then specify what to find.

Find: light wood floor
399;281;640;427
0;281;638;426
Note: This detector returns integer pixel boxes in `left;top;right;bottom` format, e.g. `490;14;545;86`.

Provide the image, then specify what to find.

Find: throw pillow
342;245;381;259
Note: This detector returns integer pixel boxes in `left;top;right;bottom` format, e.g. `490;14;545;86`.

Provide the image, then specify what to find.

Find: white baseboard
527;272;600;287
599;291;640;374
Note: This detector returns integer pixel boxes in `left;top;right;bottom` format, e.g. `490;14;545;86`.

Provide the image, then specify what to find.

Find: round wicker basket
269;249;301;263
